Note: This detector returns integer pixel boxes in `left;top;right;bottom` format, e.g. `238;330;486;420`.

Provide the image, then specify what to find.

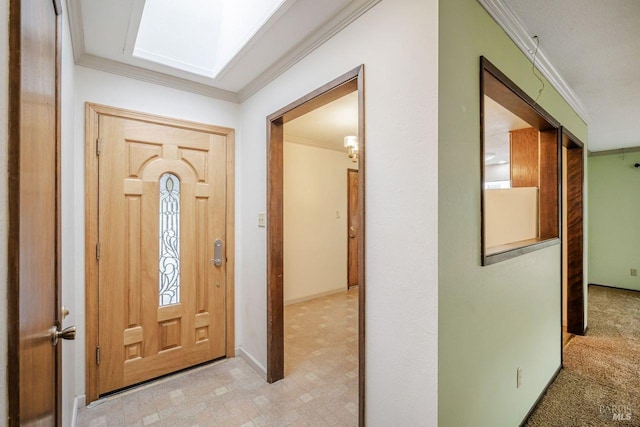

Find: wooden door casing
347;169;359;288
86;104;236;403
8;0;62;425
267;65;366;426
565;142;584;335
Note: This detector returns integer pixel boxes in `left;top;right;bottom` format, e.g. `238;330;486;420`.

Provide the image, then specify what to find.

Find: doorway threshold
95;356;227;403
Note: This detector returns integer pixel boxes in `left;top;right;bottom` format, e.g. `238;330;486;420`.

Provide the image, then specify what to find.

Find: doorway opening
266;65;365;425
561;128;585;355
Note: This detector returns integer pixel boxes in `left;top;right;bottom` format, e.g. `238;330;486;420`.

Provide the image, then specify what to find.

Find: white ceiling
66;0;380;102
285;92;358;151
483;0;640;152
484;96;530;165
68;0;638;152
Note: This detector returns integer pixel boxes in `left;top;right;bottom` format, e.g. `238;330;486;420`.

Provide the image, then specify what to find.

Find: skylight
134;0;286;78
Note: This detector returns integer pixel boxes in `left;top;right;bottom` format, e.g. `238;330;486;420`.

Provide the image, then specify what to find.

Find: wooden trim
7;0;22;423
226;131;236;358
54;2;63;425
267;67;361;123
562;127;584;149
9;2;62;422
539;129;560;240
266;118;284;383
85;104;100;404
480;56;561;266
480;62;487;263
267;117;284;383
566;146;584;334
481;57;560;129
519;364;562;426
84;104;236;403
356;65;366;427
86;103;235;136
266;65;365;426
510;128;539;187
562;128;585;336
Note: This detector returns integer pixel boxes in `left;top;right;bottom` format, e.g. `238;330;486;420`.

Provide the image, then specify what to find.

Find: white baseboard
284;287;348;306
235;346;267;380
71;395;85;427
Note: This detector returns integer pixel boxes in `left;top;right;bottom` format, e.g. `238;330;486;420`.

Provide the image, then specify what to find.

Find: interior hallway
526;285;640;426
77;288;358;426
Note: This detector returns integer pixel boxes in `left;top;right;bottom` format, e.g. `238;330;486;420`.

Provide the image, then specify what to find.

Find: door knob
349;226;356;238
50;323;76;346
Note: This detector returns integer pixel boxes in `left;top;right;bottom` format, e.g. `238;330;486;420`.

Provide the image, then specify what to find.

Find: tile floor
77;288;359;426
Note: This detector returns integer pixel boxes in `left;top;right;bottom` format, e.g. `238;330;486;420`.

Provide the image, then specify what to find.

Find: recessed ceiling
66;0;381;102
133;0;285;78
285;91;358;151
481;0;640;152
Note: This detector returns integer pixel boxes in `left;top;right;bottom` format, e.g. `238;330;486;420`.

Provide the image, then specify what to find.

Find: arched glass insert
159;173;180;306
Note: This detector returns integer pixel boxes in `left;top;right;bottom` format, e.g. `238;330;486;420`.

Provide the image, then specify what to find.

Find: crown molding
64;0;380;105
237;0;382;102
76;54;239;103
65;0;85;63
477;0;591;125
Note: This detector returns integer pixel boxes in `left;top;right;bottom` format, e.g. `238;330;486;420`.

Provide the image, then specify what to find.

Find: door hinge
96;137;102;156
96;346;101;365
96;242;101;261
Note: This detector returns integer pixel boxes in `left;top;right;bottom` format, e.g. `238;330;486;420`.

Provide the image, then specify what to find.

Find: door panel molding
85;104;235;404
266;65;366;426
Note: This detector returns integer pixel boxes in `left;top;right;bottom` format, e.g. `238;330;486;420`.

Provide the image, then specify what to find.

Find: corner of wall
235;346;267;380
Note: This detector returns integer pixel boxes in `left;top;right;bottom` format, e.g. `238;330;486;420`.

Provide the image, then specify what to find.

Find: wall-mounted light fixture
344;135;359;163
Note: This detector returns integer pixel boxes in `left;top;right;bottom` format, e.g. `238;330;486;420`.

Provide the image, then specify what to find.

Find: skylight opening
134;0;286;78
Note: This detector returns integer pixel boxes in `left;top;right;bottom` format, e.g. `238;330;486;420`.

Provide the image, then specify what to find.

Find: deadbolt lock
209;239;223;267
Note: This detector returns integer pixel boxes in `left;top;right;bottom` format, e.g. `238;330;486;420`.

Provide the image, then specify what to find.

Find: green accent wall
439;0;588;425
589;151;640;291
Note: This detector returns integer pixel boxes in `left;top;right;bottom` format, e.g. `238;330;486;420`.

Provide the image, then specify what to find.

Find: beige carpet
525;285;640;426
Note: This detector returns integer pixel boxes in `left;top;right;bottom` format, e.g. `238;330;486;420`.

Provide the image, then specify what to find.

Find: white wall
70;66;240;399
0;0;8;421
283;141;354;303
61;7;77;426
485;163;510;182
238;0;439;423
438;0;588;424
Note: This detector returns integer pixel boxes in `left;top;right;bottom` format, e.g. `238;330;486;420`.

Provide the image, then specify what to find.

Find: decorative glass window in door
159;173;181;306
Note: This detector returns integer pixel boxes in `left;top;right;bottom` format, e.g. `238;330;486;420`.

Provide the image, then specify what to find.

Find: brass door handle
50;324;76;346
349;226;356;238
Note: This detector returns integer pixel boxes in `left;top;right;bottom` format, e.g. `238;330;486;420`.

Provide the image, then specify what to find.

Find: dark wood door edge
266;65;366;426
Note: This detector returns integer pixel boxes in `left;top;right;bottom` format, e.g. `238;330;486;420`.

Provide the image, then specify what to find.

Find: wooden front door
90;106;233;397
8;0;63;425
347;169;359;288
